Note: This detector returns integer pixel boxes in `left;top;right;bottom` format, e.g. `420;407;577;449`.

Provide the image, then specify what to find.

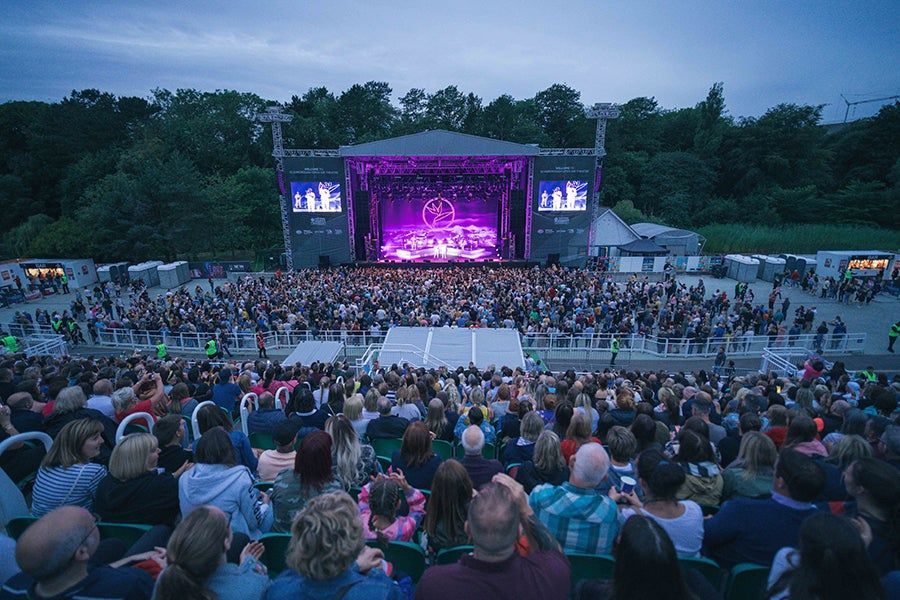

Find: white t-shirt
618;500;704;557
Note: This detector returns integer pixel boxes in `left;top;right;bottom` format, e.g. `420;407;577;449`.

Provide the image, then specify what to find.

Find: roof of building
339;129;541;157
617;238;669;255
591;208;640;246
631;223;700;239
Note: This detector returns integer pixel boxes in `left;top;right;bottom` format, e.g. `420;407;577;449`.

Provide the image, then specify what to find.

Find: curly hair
286;491;364;581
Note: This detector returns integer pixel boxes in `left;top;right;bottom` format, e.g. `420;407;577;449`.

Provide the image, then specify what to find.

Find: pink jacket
358;484;426;542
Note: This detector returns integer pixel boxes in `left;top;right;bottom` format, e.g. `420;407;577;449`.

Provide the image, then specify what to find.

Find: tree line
0;83;896;261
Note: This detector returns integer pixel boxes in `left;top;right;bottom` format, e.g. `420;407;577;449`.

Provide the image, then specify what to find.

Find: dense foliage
0;83;897;261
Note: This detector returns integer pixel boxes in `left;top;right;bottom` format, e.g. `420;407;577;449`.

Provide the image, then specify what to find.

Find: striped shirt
31;463;107;517
529;481;619;555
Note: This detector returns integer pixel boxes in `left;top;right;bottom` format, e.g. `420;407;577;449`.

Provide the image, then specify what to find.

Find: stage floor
354;260;538;269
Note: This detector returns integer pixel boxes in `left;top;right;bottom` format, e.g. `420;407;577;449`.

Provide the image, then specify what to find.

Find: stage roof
339;129;540;157
617;239;669;255
631;223;698;239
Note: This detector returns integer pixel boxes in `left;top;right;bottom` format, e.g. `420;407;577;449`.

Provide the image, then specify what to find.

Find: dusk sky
1;0;898;122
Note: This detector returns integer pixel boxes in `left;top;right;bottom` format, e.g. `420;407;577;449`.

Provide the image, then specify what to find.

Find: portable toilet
757;255;786;282
725;255;759;283
157;263;179;289
97;265;113;283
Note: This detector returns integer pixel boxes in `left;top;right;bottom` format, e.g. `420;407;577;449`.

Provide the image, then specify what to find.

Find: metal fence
3;322;866;361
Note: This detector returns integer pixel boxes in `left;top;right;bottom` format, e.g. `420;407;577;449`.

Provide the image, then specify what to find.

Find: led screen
537;180;588;212
290;181;342;213
380;195;499;261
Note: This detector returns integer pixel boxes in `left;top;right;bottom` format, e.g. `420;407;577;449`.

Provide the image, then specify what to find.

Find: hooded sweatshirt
676;461;724;507
179;463;273;537
94;471;179;527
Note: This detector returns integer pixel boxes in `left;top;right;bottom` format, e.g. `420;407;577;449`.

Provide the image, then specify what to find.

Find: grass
698;224;899;254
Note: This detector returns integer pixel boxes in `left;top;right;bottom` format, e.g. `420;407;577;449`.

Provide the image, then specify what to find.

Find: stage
352;259;540;269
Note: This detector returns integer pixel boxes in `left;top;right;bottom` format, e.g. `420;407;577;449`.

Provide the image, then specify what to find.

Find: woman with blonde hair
721;431;777;500
267;492;399;599
516;430;569;493
94;432;191;526
326;415;378;489
391;385;422;421
155;505;269;600
31;418;107;517
343;393;370;438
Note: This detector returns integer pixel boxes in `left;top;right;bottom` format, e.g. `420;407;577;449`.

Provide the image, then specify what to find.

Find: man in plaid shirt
528;443;619;554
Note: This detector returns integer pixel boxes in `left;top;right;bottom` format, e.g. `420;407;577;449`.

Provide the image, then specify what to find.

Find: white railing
3;322;867;360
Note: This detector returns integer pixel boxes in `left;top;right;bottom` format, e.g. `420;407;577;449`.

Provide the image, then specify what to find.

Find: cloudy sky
1;0;898;122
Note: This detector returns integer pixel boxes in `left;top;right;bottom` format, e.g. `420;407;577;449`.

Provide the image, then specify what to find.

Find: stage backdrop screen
290;181;342;213
283;157;351;267
529;156;594;265
380;194;500;262
537;180;588;212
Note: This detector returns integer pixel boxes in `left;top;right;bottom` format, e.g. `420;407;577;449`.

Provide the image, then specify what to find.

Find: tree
611;199;657;225
395;88;428;135
423;86;482;132
638;151;716;216
335;82;397;144
533;84;592;147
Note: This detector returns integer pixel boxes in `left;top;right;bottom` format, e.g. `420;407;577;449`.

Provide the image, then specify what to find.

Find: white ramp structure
282;340;345;367
373;327;525;370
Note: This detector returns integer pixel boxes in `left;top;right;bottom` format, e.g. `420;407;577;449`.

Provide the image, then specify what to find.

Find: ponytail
155;506;229;600
155;563;215;600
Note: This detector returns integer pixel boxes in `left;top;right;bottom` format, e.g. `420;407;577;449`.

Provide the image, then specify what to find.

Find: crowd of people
5;266;884;354
0;348;898;599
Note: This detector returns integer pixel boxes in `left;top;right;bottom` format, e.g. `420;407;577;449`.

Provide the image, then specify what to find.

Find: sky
1;0;898;122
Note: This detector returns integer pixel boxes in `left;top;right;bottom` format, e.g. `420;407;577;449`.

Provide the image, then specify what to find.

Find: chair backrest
679;556;725;590
566;552;616;586
432;439;453;460
274;386;288;411
0;469;29;528
239;393;259;437
436;545;474;565
370;437;404;458
190;401;217;441
454;441;496;459
259;533;292;577
96;522;152;547
115;412;155;443
0;432;53;458
249;432;276;451
366;540;426;582
725;563;770;600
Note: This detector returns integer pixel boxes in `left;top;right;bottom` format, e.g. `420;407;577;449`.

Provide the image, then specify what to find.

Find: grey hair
533;430;566;472
111;387;137;413
30;522;96;580
572;443;609;487
376;396;392;415
52;386;87;415
462;425;485;455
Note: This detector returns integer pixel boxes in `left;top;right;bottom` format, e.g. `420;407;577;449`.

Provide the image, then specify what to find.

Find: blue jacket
179;463;274;538
265;565;402;600
248;409;288;435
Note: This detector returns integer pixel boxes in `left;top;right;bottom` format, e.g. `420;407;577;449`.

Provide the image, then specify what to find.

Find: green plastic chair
566;553;616;586
432;440;453;460
680;556;725;590
253;481;274;493
725;563;770;600
97;522;152;547
365;540;427;583
249;432;276;450
436;545;474;565
453;442;496;459
5;516;37;539
370;438;404;459
259;533;292;577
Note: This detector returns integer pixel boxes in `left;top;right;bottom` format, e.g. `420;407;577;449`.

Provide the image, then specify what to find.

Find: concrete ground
1;272;897;370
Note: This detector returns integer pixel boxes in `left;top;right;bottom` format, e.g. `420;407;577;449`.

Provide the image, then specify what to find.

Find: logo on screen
422;197;456;229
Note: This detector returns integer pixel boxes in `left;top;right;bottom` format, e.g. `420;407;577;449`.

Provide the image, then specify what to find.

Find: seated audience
94;432;188;527
459;425;503;489
246;392;287;435
343;393;371;438
502;410;542;466
517;430;569;493
31;418;107;517
266;492;402;600
179;427;273;538
597;426;643;499
454;406;497;445
359;471;426;542
611;449;704;557
674;428;723;507
365;397;410;440
423;460;474;555
152;414;194;475
270;430;342;532
417;474;570;600
837;457;900;575
703;448;826;568
391;421;442;490
721;431;777;500
256;420;298;482
560;413;600;463
529;442;619;555
154;505;269;600
766;512;884;600
194;403;258;473
0;506;153;600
